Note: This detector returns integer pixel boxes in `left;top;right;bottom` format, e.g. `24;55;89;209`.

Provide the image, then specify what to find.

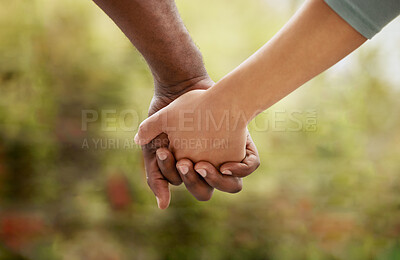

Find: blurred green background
1;0;400;259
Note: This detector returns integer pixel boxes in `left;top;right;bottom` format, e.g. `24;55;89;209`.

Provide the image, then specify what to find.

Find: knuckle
229;179;243;193
170;178;183;186
229;183;243;194
195;192;213;201
249;154;261;171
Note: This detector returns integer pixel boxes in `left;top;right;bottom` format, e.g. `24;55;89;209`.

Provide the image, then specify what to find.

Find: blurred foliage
0;0;400;259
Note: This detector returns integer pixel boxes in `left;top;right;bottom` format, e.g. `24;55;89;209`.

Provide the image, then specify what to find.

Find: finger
220;133;260;177
194;162;243;193
156;147;182;186
143;148;171;209
135;111;164;146
176;159;214;201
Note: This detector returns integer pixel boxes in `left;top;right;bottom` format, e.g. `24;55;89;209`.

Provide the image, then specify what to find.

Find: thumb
135;111;164;146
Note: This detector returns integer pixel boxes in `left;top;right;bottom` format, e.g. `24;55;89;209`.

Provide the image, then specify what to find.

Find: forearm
208;0;367;121
92;0;208;93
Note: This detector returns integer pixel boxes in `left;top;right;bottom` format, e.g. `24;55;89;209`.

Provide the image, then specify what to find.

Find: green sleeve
324;0;400;39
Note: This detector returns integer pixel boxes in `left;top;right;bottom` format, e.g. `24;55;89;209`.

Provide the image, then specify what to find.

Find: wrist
149;75;214;116
205;79;256;127
154;74;212;98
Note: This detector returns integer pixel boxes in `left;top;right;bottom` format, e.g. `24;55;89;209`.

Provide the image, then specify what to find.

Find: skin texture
92;0;260;209
136;0;367;172
135;90;248;167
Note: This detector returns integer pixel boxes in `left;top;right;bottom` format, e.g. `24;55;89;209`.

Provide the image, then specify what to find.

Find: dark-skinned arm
92;0;207;92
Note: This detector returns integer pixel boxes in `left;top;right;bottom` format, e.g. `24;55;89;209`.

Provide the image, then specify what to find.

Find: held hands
136;89;248;168
141;78;260;209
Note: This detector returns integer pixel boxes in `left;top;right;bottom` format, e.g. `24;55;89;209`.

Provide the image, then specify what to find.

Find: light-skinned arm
135;0;367;168
211;0;367;121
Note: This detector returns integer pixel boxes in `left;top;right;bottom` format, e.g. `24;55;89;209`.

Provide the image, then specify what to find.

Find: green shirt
324;0;400;39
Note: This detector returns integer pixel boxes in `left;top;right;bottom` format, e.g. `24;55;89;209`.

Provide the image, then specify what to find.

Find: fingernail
196;169;207;178
177;165;189;175
156;196;161;209
134;133;139;144
156;151;167;161
222;170;232;175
